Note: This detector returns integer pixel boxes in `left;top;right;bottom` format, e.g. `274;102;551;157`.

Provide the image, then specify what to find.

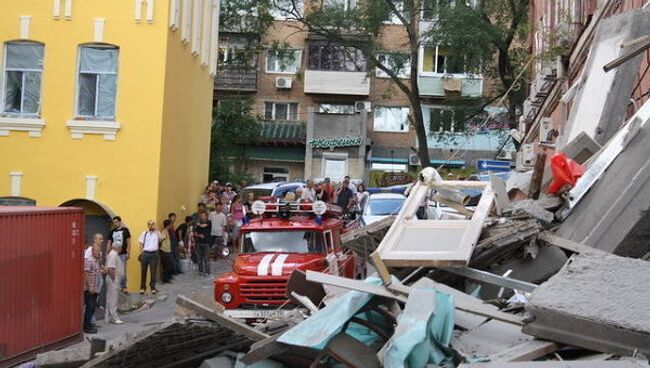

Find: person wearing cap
105;240;124;324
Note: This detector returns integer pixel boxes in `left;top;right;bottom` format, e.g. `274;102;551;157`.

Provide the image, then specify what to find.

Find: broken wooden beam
537;231;607;255
305;271;407;303
175;295;269;342
487;340;560;362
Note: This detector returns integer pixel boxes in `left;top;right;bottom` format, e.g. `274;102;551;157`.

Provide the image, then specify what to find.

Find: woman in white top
356;183;369;213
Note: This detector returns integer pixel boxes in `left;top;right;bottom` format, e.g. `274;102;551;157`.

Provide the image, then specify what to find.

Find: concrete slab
200;356;234;368
523;253;650;356
556;99;650;255
457;361;650;368
454;320;532;358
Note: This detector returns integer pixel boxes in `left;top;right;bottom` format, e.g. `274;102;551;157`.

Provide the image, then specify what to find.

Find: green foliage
209;99;262;182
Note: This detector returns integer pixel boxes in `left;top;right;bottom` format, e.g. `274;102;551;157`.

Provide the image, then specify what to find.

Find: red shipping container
0;207;84;367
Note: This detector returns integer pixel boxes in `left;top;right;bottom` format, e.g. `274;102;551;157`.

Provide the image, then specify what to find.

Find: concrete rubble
69;7;650;368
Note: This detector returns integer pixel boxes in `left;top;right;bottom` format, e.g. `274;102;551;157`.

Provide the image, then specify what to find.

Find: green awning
260;121;306;143
246;146;305;163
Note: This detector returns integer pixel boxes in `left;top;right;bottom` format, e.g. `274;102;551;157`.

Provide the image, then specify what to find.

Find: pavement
82;257;234;346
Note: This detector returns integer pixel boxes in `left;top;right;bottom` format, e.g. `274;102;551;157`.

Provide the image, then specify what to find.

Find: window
421;46;465;74
242;231;324;253
263;167;289;182
322;154;347;181
386;0;408;23
264;102;298;120
266;49;302;73
269;0;303;19
376;53;410;78
76;45;118;119
322;0;356;11
308;43;366;72
2;42;44;115
318;103;355;114
218;39;255;67
373;106;409;132
423;106;455;133
422;0;451;20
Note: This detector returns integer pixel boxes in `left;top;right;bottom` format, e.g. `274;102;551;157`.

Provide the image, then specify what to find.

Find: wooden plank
488;340;560;362
440;267;537;293
175;295;269;342
305;270;407;303
537;231;607;255
371;252;394;285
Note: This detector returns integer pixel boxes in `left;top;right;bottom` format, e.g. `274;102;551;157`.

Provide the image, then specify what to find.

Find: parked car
361;193;407;226
240;182;284;201
271;182;306;199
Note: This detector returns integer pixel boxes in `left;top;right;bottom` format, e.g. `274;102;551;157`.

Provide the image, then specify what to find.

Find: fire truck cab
214;200;363;320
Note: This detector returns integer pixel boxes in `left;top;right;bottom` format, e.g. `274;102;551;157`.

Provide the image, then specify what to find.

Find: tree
210;99;262;182
271;0;528;166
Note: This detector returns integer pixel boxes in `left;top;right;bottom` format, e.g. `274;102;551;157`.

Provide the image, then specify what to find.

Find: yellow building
0;0;219;290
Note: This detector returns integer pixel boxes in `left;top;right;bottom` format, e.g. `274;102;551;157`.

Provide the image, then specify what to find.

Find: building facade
521;0;650;166
0;0;219;290
214;1;510;184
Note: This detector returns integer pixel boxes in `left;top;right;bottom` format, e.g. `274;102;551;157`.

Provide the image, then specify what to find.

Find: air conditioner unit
409;153;421;166
275;76;292;89
355;101;371;112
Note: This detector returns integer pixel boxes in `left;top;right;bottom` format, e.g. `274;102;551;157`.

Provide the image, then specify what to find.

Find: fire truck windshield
241;231;325;254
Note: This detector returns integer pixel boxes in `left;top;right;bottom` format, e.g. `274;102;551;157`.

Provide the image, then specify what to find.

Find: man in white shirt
300;180;316;202
85;233;104;260
138;220;161;295
105;241;124;324
209;203;227;247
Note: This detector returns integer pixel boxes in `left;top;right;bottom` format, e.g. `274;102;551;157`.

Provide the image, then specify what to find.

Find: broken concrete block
35;342;91;368
200;355;233;368
523;253;650;356
503;200;554;226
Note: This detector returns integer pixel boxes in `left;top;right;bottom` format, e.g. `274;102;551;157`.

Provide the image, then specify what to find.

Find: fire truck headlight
221;292;233;303
221;247;230;257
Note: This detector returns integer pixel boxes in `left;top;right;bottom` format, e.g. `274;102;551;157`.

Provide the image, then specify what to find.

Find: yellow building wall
156;27;213;232
0;1;215;290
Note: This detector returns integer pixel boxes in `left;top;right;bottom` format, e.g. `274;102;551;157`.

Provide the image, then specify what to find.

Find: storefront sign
370;171;416;187
309;136;363;150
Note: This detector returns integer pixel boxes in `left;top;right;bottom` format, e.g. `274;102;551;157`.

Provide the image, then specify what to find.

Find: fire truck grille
240;281;288;303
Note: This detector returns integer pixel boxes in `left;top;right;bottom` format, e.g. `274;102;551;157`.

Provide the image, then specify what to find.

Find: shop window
318;103;355;114
373;106;409;132
264;102;299;121
263;167;289;183
266;49;302;73
2;41;44;116
307;42;366;72
322;154;347;181
376;53;410;79
76;45;119;119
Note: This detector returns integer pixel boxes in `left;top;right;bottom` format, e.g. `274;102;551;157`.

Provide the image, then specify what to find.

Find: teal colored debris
383;288;455;368
276;277;383;349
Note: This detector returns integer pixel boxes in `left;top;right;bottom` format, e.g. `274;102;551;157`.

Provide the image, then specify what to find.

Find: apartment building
0;0;219;290
214;0;503;184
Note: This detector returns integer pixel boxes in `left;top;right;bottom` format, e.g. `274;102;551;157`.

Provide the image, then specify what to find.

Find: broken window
266;49;302;73
2;42;44;115
374;106;410;132
76;45;118;119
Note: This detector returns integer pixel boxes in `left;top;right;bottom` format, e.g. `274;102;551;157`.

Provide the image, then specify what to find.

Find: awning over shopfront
246;146;305;163
260;120;306;144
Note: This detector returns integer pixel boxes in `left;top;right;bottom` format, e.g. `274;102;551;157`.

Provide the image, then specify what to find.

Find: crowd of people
81;176;370;334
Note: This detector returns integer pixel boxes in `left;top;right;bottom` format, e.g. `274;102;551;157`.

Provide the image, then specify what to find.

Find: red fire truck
214;200;364;319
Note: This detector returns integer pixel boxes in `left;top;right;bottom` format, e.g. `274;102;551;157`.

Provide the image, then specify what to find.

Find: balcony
418;74;483;97
214;67;257;92
304;70;370;95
